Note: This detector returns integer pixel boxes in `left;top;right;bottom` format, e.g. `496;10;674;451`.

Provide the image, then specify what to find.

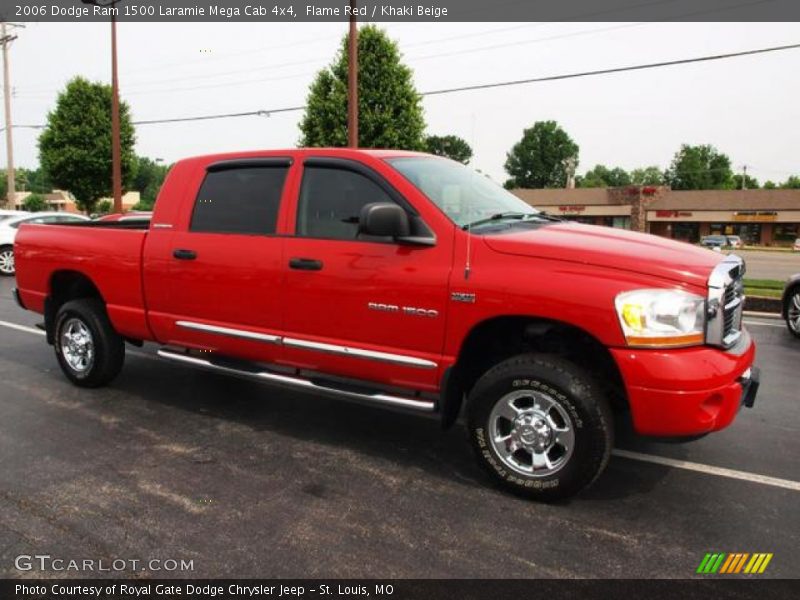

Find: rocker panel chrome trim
282;337;438;369
175;320;281;344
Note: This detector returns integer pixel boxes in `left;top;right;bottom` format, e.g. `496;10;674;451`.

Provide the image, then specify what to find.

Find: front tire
785;286;800;339
0;245;14;276
54;298;125;387
467;354;613;501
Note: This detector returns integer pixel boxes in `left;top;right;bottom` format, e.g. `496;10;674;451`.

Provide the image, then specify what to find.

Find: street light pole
347;0;358;148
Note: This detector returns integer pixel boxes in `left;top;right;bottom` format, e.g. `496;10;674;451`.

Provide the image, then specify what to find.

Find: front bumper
611;329;758;436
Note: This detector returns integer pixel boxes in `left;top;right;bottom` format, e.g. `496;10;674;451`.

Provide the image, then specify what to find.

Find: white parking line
1;318;798;492
744;320;785;328
0;319;45;336
612;449;800;492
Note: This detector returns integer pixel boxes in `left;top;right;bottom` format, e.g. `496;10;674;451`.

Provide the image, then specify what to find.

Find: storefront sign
733;211;777;222
558;205;586;213
655;210;693;218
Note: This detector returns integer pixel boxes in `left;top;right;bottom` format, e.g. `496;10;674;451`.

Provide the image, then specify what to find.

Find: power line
421;42;800;97
7;42;800;129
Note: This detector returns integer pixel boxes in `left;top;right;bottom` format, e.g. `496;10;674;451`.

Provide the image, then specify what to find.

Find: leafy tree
781;176;800;189
504;121;579;189
664;144;733;190
16;166;52;194
132;156;170;209
763;181;777;189
300;25;425;150
38;77;136;214
22;193;48;212
577;164;631;188
731;174;759;189
425;134;473;164
96;199;112;214
631;166;665;186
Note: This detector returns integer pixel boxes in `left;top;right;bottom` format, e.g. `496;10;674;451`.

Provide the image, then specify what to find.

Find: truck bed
14;222;152;342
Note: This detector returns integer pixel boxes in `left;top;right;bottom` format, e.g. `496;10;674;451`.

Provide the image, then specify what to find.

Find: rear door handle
289;257;323;271
173;249;197;260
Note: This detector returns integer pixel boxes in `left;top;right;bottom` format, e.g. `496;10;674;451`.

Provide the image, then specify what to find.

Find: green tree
425;134;473;164
38;77;136;214
577;164;631;188
781;176;800;189
731;174;759;189
16;166;52;194
631;166;665;186
503;121;579;189
96;199;112;214
664;144;733;190
300;25;425;150
22;193;48;212
763;180;777;189
132;156;170;209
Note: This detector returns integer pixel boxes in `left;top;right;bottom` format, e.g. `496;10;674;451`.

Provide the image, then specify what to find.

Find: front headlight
615;289;706;348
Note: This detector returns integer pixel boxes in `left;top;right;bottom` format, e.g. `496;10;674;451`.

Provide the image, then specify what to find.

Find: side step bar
157;348;436;413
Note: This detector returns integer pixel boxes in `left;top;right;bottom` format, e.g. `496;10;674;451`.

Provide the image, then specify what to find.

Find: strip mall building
512;186;800;246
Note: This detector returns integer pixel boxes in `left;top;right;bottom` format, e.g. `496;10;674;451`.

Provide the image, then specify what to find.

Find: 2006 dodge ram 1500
13;149;760;500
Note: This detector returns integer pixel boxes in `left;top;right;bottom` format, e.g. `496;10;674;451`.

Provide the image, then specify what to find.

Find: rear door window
190;166;289;235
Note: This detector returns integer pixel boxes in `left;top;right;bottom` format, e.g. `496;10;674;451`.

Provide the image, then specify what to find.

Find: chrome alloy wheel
788;290;800;334
60;318;95;373
0;248;14;275
488;389;575;477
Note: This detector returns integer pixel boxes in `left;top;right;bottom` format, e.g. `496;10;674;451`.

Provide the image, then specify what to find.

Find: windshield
387;157;540;228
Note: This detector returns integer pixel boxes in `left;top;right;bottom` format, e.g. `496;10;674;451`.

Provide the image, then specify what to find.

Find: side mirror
359;202;410;238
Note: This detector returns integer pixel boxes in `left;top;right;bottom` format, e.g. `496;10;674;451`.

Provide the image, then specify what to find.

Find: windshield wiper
461;212;539;230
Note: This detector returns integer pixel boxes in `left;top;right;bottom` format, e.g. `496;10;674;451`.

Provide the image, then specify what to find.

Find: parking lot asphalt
729;250;800;281
0;276;798;579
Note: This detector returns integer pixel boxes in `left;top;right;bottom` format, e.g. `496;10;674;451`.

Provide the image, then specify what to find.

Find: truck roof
177;148;432;165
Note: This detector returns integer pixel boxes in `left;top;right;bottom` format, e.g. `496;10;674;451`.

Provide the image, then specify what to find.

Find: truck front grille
707;256;745;349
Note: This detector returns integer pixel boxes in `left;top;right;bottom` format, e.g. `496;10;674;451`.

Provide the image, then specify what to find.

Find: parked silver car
783;274;800;338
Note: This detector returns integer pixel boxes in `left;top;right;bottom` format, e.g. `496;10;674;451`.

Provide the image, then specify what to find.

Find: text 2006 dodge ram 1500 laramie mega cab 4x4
13;149;759;500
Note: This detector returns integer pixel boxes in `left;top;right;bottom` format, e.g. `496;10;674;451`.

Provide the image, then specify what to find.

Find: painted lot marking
613;449;800;492
0;319;45;336
1;318;798;492
744;320;785;329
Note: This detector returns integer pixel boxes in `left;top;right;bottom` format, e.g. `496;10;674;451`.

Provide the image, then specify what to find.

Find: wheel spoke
793;294;800;310
495;397;522;423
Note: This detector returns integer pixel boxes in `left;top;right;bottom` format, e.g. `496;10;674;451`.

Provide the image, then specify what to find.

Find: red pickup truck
13;149;759;500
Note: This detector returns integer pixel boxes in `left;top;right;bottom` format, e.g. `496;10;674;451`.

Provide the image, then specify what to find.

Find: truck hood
483;222;722;287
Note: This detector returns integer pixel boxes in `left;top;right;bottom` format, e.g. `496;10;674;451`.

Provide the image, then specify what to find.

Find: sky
4;21;800;184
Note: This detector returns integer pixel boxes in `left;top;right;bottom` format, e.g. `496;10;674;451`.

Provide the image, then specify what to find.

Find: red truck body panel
14;148;756;436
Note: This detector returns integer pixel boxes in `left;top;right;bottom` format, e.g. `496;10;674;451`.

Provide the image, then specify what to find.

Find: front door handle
289;257;323;271
173;249;197;260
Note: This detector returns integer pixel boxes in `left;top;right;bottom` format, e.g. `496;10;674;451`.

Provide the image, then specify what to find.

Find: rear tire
54;298;125;387
785;286;800;339
0;245;14;276
467;354;613;501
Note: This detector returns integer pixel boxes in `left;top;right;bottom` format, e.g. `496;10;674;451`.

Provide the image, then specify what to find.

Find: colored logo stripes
697;553;773;574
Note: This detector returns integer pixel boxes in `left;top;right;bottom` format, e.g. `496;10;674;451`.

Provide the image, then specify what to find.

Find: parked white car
0;211;89;276
0;209;29;224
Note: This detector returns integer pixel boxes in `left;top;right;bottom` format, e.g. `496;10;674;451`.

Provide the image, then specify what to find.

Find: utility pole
347;0;358;148
741;165;748;190
1;22;23;210
82;0;124;212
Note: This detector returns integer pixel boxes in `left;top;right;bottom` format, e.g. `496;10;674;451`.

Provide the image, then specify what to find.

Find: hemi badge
451;292;476;304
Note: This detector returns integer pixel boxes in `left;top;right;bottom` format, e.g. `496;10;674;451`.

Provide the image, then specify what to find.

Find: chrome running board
157;348;436;413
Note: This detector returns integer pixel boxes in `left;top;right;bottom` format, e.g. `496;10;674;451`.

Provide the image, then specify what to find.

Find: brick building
512;186;800;246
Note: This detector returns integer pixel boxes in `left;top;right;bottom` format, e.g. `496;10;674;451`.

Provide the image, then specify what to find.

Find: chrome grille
707;255;745;348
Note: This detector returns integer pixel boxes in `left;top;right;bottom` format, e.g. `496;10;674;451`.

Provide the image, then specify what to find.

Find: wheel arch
440;315;628;429
45;270;105;344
